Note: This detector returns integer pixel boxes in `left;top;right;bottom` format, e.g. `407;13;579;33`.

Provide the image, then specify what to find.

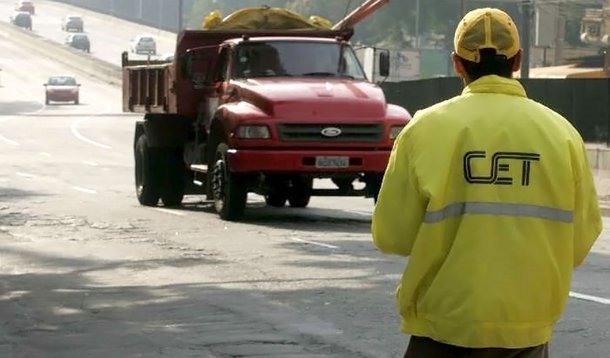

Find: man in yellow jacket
372;7;602;358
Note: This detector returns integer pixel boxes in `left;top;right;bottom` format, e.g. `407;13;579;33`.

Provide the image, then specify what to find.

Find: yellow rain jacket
372;75;602;348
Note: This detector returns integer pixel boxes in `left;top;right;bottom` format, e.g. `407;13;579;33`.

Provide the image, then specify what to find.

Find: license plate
315;156;349;168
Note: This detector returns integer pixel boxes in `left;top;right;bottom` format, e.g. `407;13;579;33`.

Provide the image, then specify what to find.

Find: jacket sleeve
372;130;426;257
572;140;603;267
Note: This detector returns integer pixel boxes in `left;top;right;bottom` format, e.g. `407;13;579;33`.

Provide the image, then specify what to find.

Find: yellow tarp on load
202;6;333;30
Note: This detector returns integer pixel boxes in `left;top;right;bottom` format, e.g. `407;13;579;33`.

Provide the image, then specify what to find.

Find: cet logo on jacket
463;151;540;186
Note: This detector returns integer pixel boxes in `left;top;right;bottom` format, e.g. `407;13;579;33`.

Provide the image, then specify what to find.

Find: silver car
130;35;156;55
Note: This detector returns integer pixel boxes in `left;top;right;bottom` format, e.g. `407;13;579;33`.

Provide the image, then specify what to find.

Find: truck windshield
233;41;366;80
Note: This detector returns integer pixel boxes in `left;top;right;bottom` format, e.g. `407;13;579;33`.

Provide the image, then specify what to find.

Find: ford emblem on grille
321;127;342;137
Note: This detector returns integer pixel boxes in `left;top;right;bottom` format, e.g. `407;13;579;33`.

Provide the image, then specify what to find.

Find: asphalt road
1;1;610;357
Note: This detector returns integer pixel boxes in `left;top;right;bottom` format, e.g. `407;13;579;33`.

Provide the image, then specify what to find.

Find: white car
130;35;156;55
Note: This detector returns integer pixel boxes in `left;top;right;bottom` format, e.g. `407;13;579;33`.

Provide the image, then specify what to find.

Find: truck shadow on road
180;200;372;234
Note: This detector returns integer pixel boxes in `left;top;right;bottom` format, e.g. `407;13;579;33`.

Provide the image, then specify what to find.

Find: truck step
190;164;208;173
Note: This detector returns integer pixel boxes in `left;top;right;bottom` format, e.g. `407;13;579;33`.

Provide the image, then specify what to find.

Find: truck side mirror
378;50;390;78
182;51;193;79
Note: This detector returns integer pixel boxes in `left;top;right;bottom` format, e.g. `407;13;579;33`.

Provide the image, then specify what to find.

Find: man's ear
511;49;522;72
451;52;466;77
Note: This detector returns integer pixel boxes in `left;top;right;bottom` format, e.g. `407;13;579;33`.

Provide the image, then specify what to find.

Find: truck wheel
288;178;312;208
45;95;49;105
135;134;160;206
265;192;287;207
211;143;247;221
159;148;185;207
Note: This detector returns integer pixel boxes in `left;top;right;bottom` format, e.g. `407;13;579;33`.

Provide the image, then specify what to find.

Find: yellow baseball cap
454;8;520;63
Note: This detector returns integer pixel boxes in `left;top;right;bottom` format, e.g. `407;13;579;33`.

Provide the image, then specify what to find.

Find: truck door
203;46;232;132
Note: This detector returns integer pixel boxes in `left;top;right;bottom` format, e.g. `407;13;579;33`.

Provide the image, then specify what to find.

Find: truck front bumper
227;149;391;174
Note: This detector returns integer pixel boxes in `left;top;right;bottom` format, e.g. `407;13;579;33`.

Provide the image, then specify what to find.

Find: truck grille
277;123;383;142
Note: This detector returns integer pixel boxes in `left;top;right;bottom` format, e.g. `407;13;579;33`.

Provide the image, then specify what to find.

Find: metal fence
380;77;610;143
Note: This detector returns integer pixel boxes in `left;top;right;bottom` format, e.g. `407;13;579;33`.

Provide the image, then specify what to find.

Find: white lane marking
570;291;610;305
39;152;52;157
72;186;97;194
154;208;187;216
71;117;112;149
0;134;19;146
16;172;34;178
7;231;35;241
288;237;339;249
82;160;99;166
345;209;372;217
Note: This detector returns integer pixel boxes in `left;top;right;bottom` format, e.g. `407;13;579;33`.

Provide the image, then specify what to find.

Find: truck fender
206;117;228;165
134;120;145;151
140;113;194;148
209;101;267;139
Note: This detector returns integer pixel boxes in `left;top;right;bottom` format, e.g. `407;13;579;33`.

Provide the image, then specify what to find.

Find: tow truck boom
332;0;390;30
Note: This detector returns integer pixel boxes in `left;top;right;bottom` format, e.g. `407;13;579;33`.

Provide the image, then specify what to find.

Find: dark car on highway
65;33;90;53
44;75;80;105
10;11;32;30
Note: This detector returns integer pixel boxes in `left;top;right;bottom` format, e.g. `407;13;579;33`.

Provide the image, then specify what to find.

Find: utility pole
178;0;183;32
521;0;533;79
554;4;565;66
415;0;420;48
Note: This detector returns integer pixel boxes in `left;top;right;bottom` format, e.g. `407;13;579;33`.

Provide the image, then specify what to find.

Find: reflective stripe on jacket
372;75;602;348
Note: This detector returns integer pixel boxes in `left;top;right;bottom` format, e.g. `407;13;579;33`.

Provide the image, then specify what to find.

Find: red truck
122;0;411;220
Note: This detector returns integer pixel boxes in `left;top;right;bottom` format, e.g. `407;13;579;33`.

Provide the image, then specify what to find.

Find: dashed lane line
154;208;187;216
72;186;97;194
288;237;339;249
569;291;610;305
15;172;34;178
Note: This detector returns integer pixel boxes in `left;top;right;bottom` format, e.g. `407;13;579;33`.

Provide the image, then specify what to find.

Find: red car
44;75;80;105
15;1;35;15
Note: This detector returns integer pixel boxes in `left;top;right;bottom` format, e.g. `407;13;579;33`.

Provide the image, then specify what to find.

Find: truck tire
135;134;160;206
265;192;287;207
288;178;312;208
211;143;247;221
159;148;185;207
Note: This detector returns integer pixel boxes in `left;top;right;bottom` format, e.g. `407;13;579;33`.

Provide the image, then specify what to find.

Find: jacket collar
461;75;527;98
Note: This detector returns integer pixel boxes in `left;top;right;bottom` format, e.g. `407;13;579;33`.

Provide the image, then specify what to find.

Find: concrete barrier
0;20;122;85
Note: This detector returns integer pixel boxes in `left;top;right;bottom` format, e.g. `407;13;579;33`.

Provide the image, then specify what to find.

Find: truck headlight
389;125;405;139
235;125;270;139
